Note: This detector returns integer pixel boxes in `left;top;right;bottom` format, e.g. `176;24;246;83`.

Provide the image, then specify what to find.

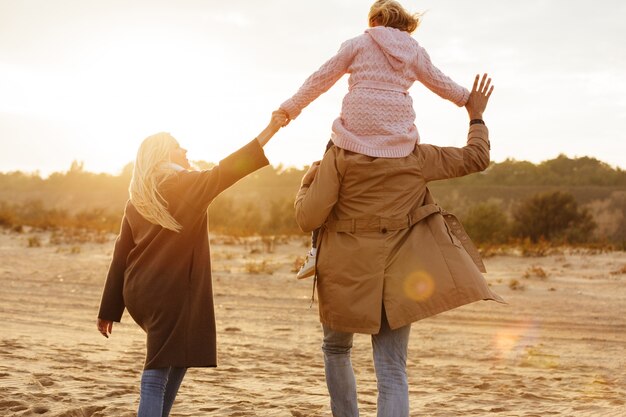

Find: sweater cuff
279;99;302;120
457;87;471;107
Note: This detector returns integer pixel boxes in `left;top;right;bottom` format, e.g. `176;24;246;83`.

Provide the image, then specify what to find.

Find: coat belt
325;204;441;233
323;204;486;273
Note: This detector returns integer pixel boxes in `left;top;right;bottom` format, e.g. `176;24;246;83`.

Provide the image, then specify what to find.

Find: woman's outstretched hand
256;110;289;147
465;73;494;120
97;318;113;338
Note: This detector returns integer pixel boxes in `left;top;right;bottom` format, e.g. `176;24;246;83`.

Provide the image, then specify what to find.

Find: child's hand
274;108;291;127
270;110;288;130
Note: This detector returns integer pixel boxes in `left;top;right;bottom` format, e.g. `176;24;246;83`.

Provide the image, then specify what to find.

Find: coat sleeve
180;139;270;210
294;148;342;232
418;124;491;182
98;214;134;322
414;45;470;107
280;39;356;120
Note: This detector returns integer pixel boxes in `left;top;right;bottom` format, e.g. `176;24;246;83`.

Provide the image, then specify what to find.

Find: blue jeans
138;367;187;417
322;310;411;417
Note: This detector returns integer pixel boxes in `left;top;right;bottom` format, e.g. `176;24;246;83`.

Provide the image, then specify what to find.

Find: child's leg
311;228;320;251
309;139;334;251
298;139;334;278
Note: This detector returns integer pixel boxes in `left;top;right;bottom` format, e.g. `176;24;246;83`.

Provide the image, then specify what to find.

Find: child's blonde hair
129;132;182;232
368;0;421;34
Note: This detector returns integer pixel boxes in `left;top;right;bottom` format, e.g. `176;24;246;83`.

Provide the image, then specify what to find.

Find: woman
96;112;286;416
294;74;504;416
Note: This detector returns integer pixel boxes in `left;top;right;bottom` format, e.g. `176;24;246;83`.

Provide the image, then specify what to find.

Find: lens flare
492;319;558;368
493;320;538;362
403;271;435;302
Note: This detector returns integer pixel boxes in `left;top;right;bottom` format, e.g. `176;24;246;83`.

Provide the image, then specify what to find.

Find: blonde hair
368;0;421;33
129;132;182;232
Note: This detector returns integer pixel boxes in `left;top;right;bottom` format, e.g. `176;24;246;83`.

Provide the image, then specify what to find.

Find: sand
1;229;625;416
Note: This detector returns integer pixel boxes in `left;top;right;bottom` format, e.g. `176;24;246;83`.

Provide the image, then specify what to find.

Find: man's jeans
322;311;411;417
138;366;187;417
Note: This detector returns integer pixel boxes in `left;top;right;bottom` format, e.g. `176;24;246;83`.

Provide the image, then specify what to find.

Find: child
278;0;471;278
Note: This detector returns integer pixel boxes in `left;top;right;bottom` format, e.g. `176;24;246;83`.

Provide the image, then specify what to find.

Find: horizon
2;0;626;175
1;152;623;180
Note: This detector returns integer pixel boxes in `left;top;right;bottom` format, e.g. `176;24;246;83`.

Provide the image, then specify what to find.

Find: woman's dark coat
98;140;268;369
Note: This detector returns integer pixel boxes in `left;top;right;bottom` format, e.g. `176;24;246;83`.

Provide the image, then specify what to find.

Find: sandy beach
1;229;625;416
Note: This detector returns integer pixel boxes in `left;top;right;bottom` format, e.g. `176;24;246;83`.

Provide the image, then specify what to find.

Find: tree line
0;155;624;247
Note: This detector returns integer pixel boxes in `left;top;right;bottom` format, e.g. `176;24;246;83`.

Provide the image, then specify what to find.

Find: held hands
274;108;291;127
465;73;494;120
256;110;290;147
269;110;289;132
97;318;113;338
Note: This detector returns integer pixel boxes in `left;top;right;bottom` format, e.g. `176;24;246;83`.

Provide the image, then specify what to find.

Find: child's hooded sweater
280;26;470;158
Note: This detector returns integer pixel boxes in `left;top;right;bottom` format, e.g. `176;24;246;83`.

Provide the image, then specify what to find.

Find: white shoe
296;251;316;279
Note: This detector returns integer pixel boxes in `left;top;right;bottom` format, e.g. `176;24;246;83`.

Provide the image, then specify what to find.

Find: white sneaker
296;251;316;279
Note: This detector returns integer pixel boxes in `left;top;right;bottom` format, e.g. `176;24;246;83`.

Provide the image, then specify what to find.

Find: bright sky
1;0;625;176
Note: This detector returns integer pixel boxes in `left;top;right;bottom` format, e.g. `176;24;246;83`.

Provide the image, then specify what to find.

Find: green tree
512;191;596;243
262;198;300;235
462;202;510;244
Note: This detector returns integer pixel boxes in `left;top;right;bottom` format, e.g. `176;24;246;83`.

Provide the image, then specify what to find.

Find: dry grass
509;279;525;291
292;256;306;273
523;266;549;280
244;260;275;275
610;265;626;275
49;229;111;245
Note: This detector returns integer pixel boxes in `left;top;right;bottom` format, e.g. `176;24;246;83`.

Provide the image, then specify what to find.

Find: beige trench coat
295;124;505;334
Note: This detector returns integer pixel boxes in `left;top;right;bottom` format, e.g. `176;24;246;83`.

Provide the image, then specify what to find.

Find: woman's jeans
138;367;187;417
322;310;411;417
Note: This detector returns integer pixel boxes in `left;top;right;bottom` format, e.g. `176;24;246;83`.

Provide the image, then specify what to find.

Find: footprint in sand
274;327;292;332
30;405;50;414
225;327;241;332
0;400;29;413
33;373;55;387
56;405;106;417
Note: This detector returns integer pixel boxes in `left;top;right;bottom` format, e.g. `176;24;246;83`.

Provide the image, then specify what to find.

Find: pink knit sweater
280;26;470;158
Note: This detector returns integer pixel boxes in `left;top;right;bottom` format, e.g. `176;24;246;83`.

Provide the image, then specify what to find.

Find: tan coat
295;124;504;334
98;140;269;369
